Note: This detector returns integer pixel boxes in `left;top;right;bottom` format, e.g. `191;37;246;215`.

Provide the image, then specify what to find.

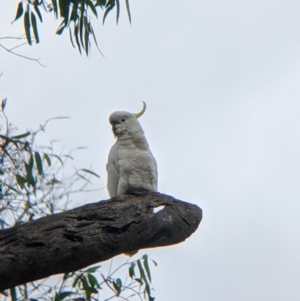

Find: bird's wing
106;145;119;198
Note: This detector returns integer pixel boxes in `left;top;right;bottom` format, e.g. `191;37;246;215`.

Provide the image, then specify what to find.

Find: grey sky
1;0;300;300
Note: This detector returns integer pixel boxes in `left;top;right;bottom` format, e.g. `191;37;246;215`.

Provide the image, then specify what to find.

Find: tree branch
0;42;45;67
0;192;202;290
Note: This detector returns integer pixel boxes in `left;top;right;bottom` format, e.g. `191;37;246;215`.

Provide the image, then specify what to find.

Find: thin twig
0;44;45;67
9;42;28;51
0;36;26;40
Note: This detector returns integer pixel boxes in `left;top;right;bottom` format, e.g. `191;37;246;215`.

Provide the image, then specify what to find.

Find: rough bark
0;192;202;290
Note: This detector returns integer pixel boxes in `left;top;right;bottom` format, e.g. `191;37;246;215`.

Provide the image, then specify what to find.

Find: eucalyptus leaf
11;131;31;139
34;152;43;175
87;274;98;288
50;154;64;165
34;4;43;22
74;23;82;54
115;0;120;24
83;265;101;273
125;0;131;23
24;9;32;45
31;12;40;43
12;1;24;23
51;0;58;17
102;0;115;24
86;0;98;17
54;291;74;301
129;262;135;278
81;169;100;178
143;254;151;282
15;174;26;189
43;153;52;166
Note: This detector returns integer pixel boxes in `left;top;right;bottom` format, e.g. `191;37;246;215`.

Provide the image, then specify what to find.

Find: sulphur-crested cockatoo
106;102;158;198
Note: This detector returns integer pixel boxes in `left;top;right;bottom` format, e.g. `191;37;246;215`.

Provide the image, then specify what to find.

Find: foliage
0;117;98;228
52;254;156;301
12;0;132;55
0;109;156;301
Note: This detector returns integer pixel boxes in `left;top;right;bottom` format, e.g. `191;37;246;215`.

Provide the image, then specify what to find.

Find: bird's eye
122;118;126;122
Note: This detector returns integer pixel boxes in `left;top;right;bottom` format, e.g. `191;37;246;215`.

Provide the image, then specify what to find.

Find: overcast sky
1;0;300;300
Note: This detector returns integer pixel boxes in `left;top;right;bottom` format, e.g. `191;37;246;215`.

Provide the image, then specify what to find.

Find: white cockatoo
106;102;158;198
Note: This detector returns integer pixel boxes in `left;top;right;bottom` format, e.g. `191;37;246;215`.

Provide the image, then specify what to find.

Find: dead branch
0;192;202;290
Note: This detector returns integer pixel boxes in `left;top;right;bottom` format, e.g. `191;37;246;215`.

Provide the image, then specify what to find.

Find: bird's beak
112;123;118;136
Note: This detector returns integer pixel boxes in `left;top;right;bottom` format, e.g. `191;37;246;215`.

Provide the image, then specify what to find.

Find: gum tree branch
0;192;202;290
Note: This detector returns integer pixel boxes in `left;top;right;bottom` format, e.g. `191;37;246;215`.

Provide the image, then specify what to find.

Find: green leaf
72;276;80;288
145;282;154;301
50;154;63;165
116;278;122;287
80;276;98;295
74;23;82;54
24;9;32;45
84;19;90;55
137;258;152;296
34;152;43;175
129;262;135;278
80;275;89;288
28;155;34;169
43;153;51;166
143;254;151;282
115;0;120;24
86;0;98;17
12;1;24;23
137;259;146;282
135;278;143;285
80;169;100;178
51;0;58;18
31;12;40;43
59;0;70;25
151;259;158;266
70;0;79;21
83;265;101;273
83;286;97;294
56;20;65;35
84;21;102;55
34;4;43;22
87;274;98;288
125;0;131;23
25;157;35;187
95;0;106;7
79;13;84;47
145;282;151;298
78;173;92;184
54;291;74;301
102;0;115;24
113;279;122;296
15;174;26;189
11;131;31;139
69;27;75;48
